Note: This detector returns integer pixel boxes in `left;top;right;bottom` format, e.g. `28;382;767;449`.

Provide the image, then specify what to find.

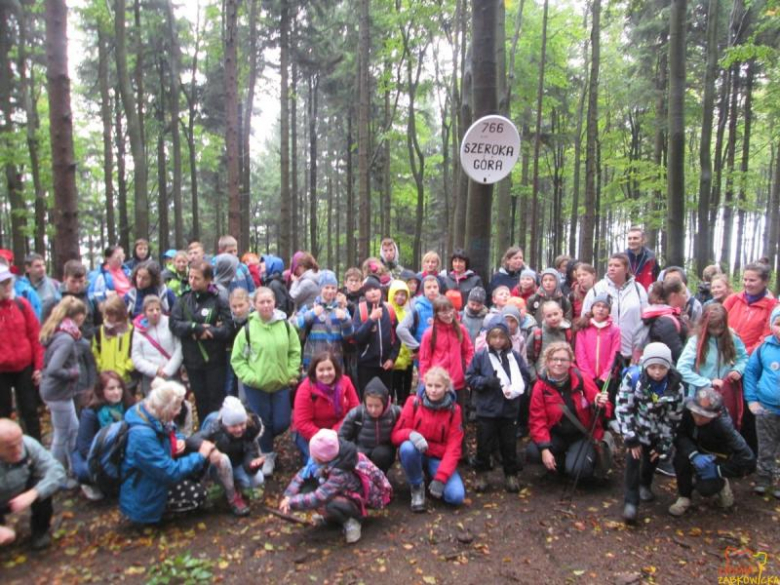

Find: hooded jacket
723;291;778;354
131;313;183;380
20;274;60;310
466;345;530;419
169;285;232;370
187;410;263;474
40;324;81;402
574;316;622;382
89;263;132;304
124;284;177;318
295;295;354;369
119;403;207;524
213;253;256;294
677;331;748;393
230;309;301;392
92;322;135;382
352;299;401;367
11;278;42;321
396;295;435;350
640;304;688;362
442;270;484;308
283;439;364;513
379;243;405;279
293;376;360;441
338;377;402;451
528;367;612;450
418;321;474;390
388;280;413;370
626;246;659;291
527;269;574;325
262;255;293;316
743;308;780;414
290;269;321;313
0;295;43;373
582;275;648;358
461;303;489;344
392;393;463;483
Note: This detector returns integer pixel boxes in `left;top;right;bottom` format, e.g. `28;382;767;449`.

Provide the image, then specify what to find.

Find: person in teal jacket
120;380;215;524
744;306;780;497
231;287;301;478
677;303;748;398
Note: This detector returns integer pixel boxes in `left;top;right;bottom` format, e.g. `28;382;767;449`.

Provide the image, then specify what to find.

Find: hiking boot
30;531;51;551
229;492;250;517
474;474;489;493
655;458;676;477
623;503;638;524
311;513;327;527
343;518;362;544
261;452;276;478
410;484;426;512
639;485;656;502
505;475;520;494
668;497;691;517
717;479;734;509
754;475;772;495
81;483;104;502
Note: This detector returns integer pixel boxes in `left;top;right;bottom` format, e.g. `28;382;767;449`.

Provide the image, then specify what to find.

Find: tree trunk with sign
465;0;498;281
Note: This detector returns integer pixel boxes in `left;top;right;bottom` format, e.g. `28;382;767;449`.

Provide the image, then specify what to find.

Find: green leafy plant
146;553;213;585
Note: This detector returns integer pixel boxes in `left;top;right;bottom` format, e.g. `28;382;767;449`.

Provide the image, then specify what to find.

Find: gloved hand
486;377;503;392
428;480;444;499
697;461;720;481
408;431;428;453
690;452;716;473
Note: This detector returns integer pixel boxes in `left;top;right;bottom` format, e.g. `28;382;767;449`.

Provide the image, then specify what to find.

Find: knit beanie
319;269;338;288
468;286;486;304
770;306;780;327
520;269;537;282
641;342;673;369
309;428;340;462
220;396;248;426
362;275;382;292
501;305;522;325
591;292;612;309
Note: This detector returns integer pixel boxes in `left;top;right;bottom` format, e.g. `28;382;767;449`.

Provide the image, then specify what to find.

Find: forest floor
2;430;779;585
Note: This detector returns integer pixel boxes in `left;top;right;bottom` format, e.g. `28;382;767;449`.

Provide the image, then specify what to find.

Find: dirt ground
2;432;779;585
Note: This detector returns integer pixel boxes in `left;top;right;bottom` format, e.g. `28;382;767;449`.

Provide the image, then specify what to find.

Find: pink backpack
349;452;393;512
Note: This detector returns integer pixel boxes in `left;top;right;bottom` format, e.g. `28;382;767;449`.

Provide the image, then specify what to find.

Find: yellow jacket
92;324;135;381
388;280;413;371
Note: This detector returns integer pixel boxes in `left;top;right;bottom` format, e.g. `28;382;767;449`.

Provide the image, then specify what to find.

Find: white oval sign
459;115;520;184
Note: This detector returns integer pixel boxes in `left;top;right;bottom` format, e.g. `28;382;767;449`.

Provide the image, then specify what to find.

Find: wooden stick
261;505;315;526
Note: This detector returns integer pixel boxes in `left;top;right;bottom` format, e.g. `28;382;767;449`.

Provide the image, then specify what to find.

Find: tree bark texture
357;0;371;260
225;0;241;243
580;0;600;264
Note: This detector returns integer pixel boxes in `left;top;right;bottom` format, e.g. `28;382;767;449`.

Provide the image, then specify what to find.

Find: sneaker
655;458;676;477
410;484;426;512
668;497;691;517
623;503;638;524
505;475;520;493
639;485;655;502
81;483;104;501
717;479;734;509
474;475;489;493
261;452;276;478
30;531;51;551
311;513;327;527
608;420;621;435
229;492;250;517
343;518;362;544
754;475;771;495
61;477;79;491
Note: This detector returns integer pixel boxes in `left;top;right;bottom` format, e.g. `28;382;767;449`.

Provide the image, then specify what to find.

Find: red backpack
357;301;397;346
347;452;394;513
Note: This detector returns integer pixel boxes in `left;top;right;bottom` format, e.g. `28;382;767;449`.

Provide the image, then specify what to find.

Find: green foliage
145;553;214;585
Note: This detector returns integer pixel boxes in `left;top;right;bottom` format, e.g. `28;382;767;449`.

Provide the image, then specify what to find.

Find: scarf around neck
315;379;344;417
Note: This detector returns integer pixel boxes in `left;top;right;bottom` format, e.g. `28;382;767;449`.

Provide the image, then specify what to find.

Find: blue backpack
87;418;140;496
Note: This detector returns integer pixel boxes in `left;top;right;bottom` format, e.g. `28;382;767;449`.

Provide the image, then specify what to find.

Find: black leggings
0;366;41;440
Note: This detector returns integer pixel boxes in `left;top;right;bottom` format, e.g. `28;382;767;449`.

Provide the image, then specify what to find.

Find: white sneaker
80;483;104;501
668;497;691;516
608;420;622;435
261;452;276;477
343;518;362;544
717;479;734;509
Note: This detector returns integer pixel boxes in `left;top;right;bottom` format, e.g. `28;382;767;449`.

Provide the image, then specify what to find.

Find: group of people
1;227;778;548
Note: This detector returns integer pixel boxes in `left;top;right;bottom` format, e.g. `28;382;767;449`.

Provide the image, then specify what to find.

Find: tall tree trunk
696;0;719;274
308;75;319;257
291;59;299;253
225;0;241;241
279;0;291;260
569;5;589;258
98;30;116;246
494;1;510;259
45;0;80;270
239;0;259;253
357;0;371;260
184;2;201;243
346;110;356;266
580;0;600;263
327;173;333;268
666;0;686;268
734;60;754;273
529;0;548;269
454;47;472;249
114;90;130;250
382;58;392;240
648;42;668;251
720;66;739;270
157;59;169;251
766;141;780;293
115;0;148;240
465;0;497;281
164;0;184;248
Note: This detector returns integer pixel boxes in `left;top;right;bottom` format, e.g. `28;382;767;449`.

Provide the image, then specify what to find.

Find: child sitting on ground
339;377;401;473
466;316;530;493
186;396;265;517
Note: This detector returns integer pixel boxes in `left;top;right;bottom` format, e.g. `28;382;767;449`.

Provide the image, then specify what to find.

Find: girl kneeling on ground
392;367;465;512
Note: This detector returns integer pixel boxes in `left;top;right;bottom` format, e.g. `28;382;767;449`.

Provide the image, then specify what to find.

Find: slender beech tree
529;0;548;268
357;0;371;260
225;0;241;243
581;0;600;263
279;0;292;262
164;0;184;248
666;0;686;268
98;29;115;246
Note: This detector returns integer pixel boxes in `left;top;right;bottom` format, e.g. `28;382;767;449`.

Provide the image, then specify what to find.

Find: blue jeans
293;431;310;462
234;465;265;489
398;440;465;505
244;386;291;453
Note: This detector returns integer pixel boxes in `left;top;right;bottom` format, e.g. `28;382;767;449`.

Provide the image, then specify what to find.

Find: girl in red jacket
526;343;611;480
293;352;360;462
0;265;44;440
392;367;465;512
574;292;622;387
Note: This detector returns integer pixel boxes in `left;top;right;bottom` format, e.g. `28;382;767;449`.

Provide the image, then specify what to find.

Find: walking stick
560;353;623;503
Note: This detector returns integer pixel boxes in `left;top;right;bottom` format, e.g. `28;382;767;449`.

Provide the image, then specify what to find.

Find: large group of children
0;227;779;550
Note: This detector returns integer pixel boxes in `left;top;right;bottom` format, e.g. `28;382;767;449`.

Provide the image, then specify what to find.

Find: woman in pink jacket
418;296;474;455
575;292;622;387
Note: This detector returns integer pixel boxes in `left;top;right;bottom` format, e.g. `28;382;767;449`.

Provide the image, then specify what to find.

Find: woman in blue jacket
120;380;217;524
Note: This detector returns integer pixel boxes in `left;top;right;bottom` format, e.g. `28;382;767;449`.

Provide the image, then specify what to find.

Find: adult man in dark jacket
169;261;232;420
625;227;659;292
669;387;756;516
